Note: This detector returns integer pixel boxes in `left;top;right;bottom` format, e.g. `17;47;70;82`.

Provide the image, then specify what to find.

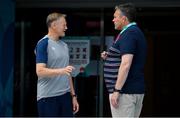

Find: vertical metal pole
99;8;105;117
20;21;25;116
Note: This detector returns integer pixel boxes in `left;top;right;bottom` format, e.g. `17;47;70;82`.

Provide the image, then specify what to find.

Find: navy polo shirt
104;25;147;94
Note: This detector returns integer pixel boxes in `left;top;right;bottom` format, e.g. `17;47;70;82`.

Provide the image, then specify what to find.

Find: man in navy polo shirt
101;3;147;117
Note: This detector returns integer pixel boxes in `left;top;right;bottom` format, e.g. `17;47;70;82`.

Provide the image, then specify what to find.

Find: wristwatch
72;94;77;98
113;87;122;93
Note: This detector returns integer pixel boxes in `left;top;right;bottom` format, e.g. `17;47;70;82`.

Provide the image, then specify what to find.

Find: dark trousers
37;92;73;117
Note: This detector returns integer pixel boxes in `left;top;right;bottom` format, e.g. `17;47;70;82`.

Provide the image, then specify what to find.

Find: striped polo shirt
104;24;147;94
104;46;121;93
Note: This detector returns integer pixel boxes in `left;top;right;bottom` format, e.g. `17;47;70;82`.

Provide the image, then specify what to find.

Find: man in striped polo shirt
101;3;147;117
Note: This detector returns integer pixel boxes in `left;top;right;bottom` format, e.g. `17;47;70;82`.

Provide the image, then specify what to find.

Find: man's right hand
62;66;75;76
101;51;108;60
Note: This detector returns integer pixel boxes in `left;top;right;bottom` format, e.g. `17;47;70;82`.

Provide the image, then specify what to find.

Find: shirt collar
120;22;137;35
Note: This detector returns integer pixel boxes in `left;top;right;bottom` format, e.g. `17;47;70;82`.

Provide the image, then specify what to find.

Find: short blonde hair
46;12;66;28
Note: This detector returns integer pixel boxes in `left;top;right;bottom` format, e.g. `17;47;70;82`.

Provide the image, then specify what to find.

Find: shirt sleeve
35;38;48;64
120;31;136;55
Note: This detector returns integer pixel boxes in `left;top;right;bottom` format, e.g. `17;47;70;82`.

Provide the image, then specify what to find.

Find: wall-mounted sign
64;39;90;77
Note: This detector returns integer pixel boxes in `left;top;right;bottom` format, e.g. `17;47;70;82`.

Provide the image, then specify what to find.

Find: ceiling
16;0;180;8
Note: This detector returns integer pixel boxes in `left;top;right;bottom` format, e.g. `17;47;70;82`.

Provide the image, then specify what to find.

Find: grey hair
115;3;136;22
46;12;66;28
